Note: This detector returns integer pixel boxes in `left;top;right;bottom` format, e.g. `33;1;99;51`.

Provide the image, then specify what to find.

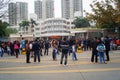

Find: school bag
97;43;106;52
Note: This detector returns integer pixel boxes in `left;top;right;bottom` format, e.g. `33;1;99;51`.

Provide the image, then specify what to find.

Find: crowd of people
0;36;120;65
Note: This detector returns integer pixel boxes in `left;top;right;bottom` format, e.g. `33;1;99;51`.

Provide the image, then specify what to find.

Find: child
97;38;107;64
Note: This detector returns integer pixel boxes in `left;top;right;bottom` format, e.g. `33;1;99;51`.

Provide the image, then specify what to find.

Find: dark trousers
0;52;3;57
14;49;19;58
26;51;30;63
11;49;15;56
34;50;40;62
91;50;98;63
44;48;49;55
52;49;57;60
105;50;110;61
60;52;68;65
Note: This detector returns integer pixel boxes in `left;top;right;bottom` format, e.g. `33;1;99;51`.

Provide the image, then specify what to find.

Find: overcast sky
14;0;96;17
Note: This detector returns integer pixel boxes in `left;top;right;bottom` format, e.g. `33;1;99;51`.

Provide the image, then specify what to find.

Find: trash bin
21;48;26;54
77;46;82;53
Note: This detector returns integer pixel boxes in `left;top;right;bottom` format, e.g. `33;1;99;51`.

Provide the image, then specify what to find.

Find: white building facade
40;18;75;37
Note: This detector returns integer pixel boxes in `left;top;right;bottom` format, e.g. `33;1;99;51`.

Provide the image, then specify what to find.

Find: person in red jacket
116;39;120;46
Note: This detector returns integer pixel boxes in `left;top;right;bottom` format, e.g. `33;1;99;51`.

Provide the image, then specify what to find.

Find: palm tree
30;19;37;32
19;20;30;34
19;23;22;33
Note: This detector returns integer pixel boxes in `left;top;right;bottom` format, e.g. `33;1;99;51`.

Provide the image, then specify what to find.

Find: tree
19;19;37;34
85;0;120;30
19;20;30;33
30;19;37;32
0;0;11;18
73;17;90;28
0;20;7;37
0;20;17;37
7;28;17;34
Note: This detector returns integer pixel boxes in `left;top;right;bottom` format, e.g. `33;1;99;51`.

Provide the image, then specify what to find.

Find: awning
49;36;60;39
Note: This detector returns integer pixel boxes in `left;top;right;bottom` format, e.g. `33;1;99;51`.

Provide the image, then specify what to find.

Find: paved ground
0;49;120;80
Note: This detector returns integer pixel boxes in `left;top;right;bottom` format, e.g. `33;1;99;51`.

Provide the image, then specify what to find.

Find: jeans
72;51;77;60
52;49;57;60
98;52;106;63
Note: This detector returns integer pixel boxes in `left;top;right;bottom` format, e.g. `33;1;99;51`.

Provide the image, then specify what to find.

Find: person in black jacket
60;37;69;65
32;39;41;62
44;40;50;55
25;40;31;63
91;37;98;63
104;36;110;61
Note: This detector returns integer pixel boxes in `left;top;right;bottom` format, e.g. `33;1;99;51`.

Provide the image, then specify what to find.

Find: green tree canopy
19;20;30;33
30;18;37;28
85;0;120;29
0;20;9;37
73;17;90;28
30;19;37;32
0;20;17;37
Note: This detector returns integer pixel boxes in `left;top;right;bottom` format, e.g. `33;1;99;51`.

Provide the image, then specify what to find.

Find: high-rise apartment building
34;0;42;20
42;0;54;20
16;2;28;24
61;0;83;19
61;0;70;19
8;2;28;26
8;3;17;26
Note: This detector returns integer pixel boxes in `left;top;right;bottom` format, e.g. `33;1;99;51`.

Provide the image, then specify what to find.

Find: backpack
14;44;19;49
97;44;105;52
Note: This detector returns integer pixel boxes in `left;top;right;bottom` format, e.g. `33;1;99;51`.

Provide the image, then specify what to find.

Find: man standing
91;37;98;63
32;39;41;62
60;37;69;66
44;40;50;55
104;36;110;61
